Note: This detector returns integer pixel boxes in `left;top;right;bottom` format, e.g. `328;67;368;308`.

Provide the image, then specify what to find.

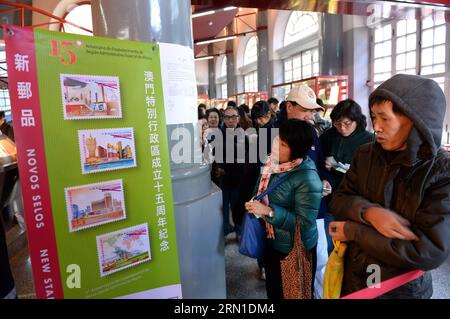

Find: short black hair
227;100;237;108
330;99;367;130
239;104;250;114
0;111;5;119
206;108;221;121
251;100;271;119
369;95;403;115
316;98;325;109
277;101;288;125
198;103;206;110
267;97;279;105
279;119;314;160
198;104;206;120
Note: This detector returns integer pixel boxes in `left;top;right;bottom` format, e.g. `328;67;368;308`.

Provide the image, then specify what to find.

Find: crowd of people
199;74;450;300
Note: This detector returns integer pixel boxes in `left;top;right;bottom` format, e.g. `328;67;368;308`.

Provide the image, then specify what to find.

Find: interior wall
342;14;371;123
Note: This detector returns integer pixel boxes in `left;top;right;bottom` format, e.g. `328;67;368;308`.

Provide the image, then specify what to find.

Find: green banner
5;26;181;299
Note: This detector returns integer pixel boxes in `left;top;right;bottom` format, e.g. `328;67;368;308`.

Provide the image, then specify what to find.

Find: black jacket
216;125;248;188
330;74;450;299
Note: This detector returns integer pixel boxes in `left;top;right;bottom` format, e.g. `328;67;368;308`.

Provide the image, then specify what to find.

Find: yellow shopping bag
323;240;347;299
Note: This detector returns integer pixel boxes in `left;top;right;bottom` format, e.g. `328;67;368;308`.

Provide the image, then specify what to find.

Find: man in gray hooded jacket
329;74;450;298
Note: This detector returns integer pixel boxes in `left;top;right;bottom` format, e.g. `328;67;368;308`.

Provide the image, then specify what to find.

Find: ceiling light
223;6;237;11
195;56;214;61
192;10;215;18
195;35;237;45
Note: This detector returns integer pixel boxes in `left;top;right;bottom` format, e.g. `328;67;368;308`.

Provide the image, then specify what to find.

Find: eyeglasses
333;120;354;128
224;115;239;120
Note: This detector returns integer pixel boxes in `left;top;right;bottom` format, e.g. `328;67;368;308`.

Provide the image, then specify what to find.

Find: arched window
218;56;227;98
284;12;319;46
244;36;258;66
242;36;258;92
221;56;227;77
62;3;93;36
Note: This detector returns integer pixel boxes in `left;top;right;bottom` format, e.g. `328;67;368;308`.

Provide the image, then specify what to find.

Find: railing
0;0;92;33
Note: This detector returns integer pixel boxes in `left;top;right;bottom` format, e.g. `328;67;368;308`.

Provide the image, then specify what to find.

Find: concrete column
91;0;225;299
208;45;217;99
226;24;236;97
257;10;269;92
321;14;344;75
342;15;371;125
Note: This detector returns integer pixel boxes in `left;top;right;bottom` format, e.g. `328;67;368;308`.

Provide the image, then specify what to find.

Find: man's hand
363;207;419;241
329;221;349;241
324;159;333;171
322;180;332;197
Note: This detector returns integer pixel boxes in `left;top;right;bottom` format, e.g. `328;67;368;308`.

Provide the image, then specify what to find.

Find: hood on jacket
369;74;446;159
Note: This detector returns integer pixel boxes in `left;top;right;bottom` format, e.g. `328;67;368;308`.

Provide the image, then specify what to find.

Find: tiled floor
224;233;450;299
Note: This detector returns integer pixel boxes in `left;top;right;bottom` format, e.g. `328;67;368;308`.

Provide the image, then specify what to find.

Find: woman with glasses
216;107;248;236
319;99;375;253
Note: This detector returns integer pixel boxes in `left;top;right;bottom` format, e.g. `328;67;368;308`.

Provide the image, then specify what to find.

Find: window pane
221;57;227;77
383;57;391;72
421;47;433;66
222;83;227;98
397;20;406;37
303;65;312;78
293;56;301;68
63;4;93;36
433;45;446;64
383;25;392;41
396;53;406;70
374;72;390;82
383;41;391;56
302;51;312;65
422;15;434;29
434;25;446;45
406;51;416;69
375;43;384;58
432;64;445;74
406;19;416;33
396;37;406;54
284;59;292;71
244;36;258;65
421;29;433;48
405;68;416;75
313;62;319;75
406;34;416;51
313;49;319;62
375;27;383;43
434;16;446;26
293;67;301;80
284;12;320;46
285;71;292;82
421;66;432;75
374;58;384;72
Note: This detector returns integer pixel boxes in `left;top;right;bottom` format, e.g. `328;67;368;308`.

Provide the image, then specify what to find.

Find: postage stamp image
61;74;122;120
78;128;137;174
65;179;126;232
96;223;151;277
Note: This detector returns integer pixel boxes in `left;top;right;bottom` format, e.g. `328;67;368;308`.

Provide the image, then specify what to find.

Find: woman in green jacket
245;119;323;299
